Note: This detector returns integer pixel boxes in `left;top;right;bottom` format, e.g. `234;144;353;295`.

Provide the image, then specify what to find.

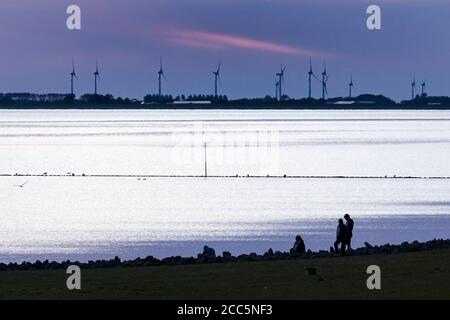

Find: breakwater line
1;239;449;272
1;173;450;180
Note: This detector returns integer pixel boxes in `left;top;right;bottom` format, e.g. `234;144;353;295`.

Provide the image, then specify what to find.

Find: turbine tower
411;75;416;100
157;58;166;97
275;79;280;100
70;60;78;96
421;80;426;96
308;58;318;99
212;62;221;98
321;64;328;100
348;74;354;98
276;65;286;101
94;60;100;95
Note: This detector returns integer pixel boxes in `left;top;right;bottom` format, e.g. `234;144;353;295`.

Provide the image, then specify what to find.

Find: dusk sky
0;0;449;101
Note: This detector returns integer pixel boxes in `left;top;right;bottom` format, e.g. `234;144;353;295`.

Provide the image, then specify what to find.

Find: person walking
344;213;354;254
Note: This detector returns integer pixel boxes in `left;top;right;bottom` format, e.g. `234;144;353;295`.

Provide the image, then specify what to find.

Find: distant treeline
2;92;450;109
0;93;141;106
143;94;229;104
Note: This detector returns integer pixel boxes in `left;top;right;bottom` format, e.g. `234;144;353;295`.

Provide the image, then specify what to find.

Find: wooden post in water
204;142;208;177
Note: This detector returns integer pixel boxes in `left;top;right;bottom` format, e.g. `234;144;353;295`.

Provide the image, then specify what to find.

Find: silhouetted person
344;213;354;253
334;219;347;256
290;235;306;256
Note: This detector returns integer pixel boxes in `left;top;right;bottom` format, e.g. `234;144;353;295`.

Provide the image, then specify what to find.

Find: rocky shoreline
1;239;450;272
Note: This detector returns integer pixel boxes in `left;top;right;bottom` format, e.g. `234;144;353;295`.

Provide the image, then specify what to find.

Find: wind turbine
348;74;355;98
275;79;280;100
411;75;416;100
70;60;78;96
321;64;329;100
421;80;426;96
212;62;221;98
157;57;166;97
276;65;286;101
94;60;100;95
308;58;318;99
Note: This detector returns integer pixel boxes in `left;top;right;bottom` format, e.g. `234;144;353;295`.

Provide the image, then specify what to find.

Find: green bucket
304;267;317;276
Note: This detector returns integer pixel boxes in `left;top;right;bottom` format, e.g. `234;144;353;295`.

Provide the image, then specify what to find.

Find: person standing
344;213;354;253
334;219;347;256
290;234;306;256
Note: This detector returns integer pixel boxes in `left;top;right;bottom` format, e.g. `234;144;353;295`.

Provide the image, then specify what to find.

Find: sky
0;0;450;101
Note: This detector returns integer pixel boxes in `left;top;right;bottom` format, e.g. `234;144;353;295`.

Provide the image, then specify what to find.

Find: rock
161;257;175;265
182;257;196;264
222;251;232;259
279;252;290;260
237;254;250;261
317;250;331;257
202;245;216;258
381;246;393;254
249;253;259;261
143;256;160;266
409;241;422;252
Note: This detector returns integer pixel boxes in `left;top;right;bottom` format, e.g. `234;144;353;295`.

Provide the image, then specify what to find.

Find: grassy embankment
1;249;449;300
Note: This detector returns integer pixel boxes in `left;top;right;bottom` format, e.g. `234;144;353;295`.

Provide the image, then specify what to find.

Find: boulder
202;245;216;258
222;251;232;259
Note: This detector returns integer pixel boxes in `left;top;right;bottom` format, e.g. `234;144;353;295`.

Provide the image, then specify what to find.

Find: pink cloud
169;29;332;58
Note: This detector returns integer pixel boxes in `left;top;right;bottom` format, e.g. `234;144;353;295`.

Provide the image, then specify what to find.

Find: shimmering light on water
1;110;449;262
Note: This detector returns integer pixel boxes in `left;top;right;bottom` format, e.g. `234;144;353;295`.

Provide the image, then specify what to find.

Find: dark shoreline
2;104;450;110
2;238;449;272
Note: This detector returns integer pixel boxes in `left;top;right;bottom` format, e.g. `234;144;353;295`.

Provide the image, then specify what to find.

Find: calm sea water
0;109;449;263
